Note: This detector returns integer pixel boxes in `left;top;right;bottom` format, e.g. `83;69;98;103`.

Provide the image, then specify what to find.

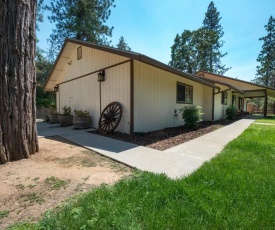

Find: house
44;39;275;134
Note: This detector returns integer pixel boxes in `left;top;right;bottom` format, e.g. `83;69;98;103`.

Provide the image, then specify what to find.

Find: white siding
58;73;100;128
101;63;131;134
57;46;128;84
203;87;213;121
133;61;210;133
213;85;233;120
57;57;131;133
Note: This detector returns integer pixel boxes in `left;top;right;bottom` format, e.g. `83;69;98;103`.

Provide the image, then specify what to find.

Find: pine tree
0;0;39;164
255;16;275;87
169;2;229;75
45;0;115;60
116;36;131;51
202;1;229;74
169;29;218;74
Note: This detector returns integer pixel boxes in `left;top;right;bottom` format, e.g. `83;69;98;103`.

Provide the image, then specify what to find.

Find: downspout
58;89;60;113
130;59;134;134
99;81;102;114
212;88;215;121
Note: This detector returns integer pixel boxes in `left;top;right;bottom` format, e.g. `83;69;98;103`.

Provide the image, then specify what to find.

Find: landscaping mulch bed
91;120;238;151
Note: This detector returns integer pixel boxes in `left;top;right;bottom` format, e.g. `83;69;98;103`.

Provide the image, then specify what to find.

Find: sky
37;0;275;82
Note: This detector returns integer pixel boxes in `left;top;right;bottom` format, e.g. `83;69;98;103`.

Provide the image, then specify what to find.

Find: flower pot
48;114;59;124
73;116;91;129
58;115;73;127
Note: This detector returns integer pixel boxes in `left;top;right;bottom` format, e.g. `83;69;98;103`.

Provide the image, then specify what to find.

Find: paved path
37;118;255;179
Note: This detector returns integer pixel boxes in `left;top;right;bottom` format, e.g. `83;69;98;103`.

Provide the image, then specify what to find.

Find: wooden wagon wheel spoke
98;102;122;134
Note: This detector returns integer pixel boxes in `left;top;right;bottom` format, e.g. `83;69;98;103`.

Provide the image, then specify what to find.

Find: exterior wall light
68;60;72;65
53;85;59;92
98;70;105;82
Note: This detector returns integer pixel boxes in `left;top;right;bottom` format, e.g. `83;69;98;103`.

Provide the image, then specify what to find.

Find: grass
10;125;275;229
21;193;44;205
0;210;9;219
45;176;70;190
255;116;275;124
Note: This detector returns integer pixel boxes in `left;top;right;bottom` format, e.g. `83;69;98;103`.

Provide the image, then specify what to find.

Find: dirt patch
92;120;238;150
0;136;131;229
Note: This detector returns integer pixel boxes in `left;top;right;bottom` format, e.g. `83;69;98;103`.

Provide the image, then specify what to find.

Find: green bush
74;109;89;117
179;105;203;129
61;105;72;116
225;105;237;120
36;86;56;108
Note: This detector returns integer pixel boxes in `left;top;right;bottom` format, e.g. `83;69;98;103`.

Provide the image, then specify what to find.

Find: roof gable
44;39;217;91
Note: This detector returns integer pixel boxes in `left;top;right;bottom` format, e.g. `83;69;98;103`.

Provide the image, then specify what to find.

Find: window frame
176;82;193;104
221;91;228;105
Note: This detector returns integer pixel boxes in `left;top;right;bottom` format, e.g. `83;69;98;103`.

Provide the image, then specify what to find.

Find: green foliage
0;210;9;219
225;105;237;120
61;105;72;116
169;29;219;74
36;47;53;85
202;1;229;74
49;107;58;115
116;36;131;51
36;0;44;32
45;0;115;60
254;16;275;88
74;109;90;117
14;125;275;229
36;48;55;108
45;176;69;190
169;1;229;75
36;86;56;108
179;105;203;129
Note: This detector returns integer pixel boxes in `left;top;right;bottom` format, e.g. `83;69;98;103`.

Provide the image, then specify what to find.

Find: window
177;82;193;104
221;91;228;105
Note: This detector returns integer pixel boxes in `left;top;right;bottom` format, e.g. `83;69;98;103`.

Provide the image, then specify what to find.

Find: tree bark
0;0;39;164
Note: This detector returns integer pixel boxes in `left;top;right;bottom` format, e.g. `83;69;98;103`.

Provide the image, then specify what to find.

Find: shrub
179;105;203;129
225;105;237;120
49;107;58;115
74;109;90;117
61;105;72;116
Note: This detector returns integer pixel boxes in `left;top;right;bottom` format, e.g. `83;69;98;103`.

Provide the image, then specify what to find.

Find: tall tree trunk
0;0;39;164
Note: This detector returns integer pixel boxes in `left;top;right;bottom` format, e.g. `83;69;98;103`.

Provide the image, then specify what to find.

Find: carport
244;88;275;117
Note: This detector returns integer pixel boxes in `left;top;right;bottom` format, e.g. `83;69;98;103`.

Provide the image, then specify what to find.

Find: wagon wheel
98;102;122;134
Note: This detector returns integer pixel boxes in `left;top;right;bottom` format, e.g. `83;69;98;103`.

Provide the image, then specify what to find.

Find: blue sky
37;0;275;82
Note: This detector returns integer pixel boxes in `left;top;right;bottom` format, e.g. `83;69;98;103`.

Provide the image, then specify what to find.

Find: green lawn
10;125;275;229
255;116;275;124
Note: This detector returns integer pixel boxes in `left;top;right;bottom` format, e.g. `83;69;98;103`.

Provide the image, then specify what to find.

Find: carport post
264;90;267;117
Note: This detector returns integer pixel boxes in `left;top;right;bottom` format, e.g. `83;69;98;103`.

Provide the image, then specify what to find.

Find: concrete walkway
38;118;255;179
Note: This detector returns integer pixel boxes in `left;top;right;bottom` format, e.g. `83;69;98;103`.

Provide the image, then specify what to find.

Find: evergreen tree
255;16;275;87
116;36;131;51
202;1;229;74
169;2;229;75
45;0;115;60
0;0;38;163
169;29;218;74
36;48;55;108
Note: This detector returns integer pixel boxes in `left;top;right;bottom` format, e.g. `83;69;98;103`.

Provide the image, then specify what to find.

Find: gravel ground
92;120;238;151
